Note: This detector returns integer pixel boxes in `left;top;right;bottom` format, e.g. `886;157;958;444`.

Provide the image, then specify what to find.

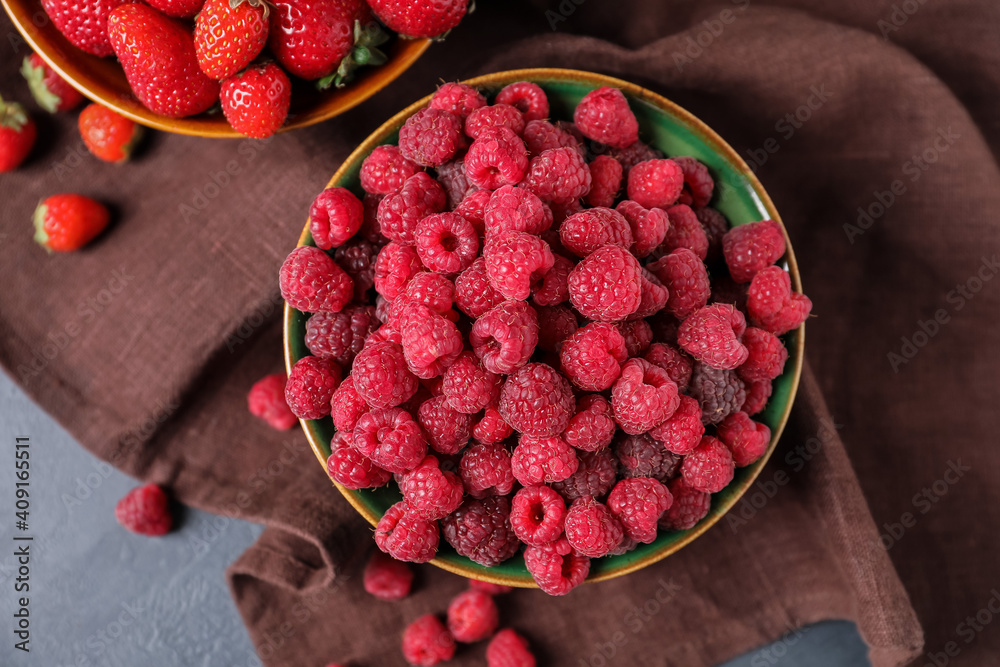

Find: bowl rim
283;67;805;586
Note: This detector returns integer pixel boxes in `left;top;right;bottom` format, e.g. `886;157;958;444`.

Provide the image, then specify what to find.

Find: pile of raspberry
279;80;813;597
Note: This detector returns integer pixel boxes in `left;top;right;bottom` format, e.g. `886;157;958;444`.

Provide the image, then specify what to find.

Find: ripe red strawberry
145;0;204;18
40;0;132;56
108;3;220;118
220;62;291;138
33;194;110;252
115;484;173;536
20;54;84;113
367;0;469;38
194;0;269;80
78;103;143;163
0;97;36;172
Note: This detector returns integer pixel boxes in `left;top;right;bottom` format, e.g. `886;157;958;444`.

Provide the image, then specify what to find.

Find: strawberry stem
317;20;389;91
0;95;29;131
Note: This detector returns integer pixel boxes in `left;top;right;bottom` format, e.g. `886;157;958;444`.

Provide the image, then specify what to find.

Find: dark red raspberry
723;219;786;283
398;108;465;167
309;187;363;250
510;485;567;546
470;580;513;595
649;394;705;455
696;206;729;261
568;245;642;322
454;189;491;235
115;484;172;536
486;628;536;667
400;304;463;379
689;362;746;424
627;159;683;209
551;448;618;502
374;242;424;300
535;305;578;353
400;454;465;519
559;321;627;391
678;303;749;370
659;477;711;531
742;378;772;416
418;396;473;455
441;496;520;567
718;411;771;467
465;103;525;139
563;394;616;452
375;501;439;563
460;440;514;498
607;477;672;543
473;405;514;444
522;119;582;157
616;200;669;258
738;327;788;382
672;156;714;208
360;144;422;195
455;257;505;318
435;157;475;210
584;155;623;208
414;212;479;274
484;185;552;236
363;550;414;600
630;268;669;320
609;140;662;176
661;204;709;261
613;433;681;484
471;300;539;375
681;436;735;493
617;319;653;357
334;239;378;303
330;376;368;432
523;147;592;204
352;340;419;408
401;614;455;666
441;352;500;414
523;537;589;596
499;363;576;437
447;589;499;643
611;358;680;435
247;373;297;430
483;230;554;300
564;497;624;558
430;81;486;120
361;192;386;243
573;86;638;149
496;81;549;122
648;247;711;319
393;272;455;317
305;306;379;364
285;355;341;420
747;266;812;335
465;127;529;190
559;207;633;258
378;172;447;245
354;407;427;474
327;434;391;489
643;342;693;392
280;246;354;314
511;435;579;485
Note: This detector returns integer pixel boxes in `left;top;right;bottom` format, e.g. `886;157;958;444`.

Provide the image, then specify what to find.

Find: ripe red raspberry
363;550;414;600
400;304;463;379
607;477;672;543
531;254;572;307
510;485;566;545
643;342;693;392
327;435;391;489
374;242;424;300
568;245;642;322
696;206;729;261
305;306;379;365
115;484;172;536
718;411;771;467
631;269;669;320
613;433;681;484
454;189;491;235
352;340;419;408
723;219;786;283
681;436;735;493
559;321;627;391
522;119;582;157
611;358;680;435
496;81;549;122
368;323;402;346
473;405;514;444
742;378;772;416
659;477;711;531
627;159;683;209
375;501;440;563
430;81;486;120
584;156;623;208
564;497;624;558
309;187;363;250
551;448;618;502
441;496;520;567
617;319;653;357
672;156;714;208
511;435;579;485
459;440;514;498
559;207;633;258
414;212;479;274
465;127;529;190
378;172;447;245
484;185;552;236
747;266;812;335
573;86;638;149
354;407;428;474
470;580;513;595
661;204;709;260
447;589;499;643
455;257;505;318
689;362;746;424
738;327;788;381
483;230;554;300
393;272;455;317
499;363;576;437
401;614;455;666
523;537;589;596
649;394;705;455
465;103;525;139
435;157;475;210
609;140;662;175
615;200;669;258
360;144;422;195
398;107;465;167
400;454;465;519
285;355;341;420
471;300;539;375
487;628;536;667
648;247;711;319
523;147;592;204
535;305;578;353
418;396;473;455
441;352;501;414
247;373;297;430
563;394;616;452
279;246;354;314
677;303;749;370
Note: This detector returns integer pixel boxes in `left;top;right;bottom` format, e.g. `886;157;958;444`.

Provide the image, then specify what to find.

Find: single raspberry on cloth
486;628;537;667
401;614;455;666
247;373;297;430
447;589;499;643
363;550;413;600
115;484;172;536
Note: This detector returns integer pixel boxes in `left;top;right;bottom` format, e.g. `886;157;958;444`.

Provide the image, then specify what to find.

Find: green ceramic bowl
283;68;805;587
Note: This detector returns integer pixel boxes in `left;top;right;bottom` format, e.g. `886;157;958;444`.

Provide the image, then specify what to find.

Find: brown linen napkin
3;0;999;664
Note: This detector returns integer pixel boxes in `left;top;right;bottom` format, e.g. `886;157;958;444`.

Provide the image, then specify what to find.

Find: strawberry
367;0;469;39
0;96;36;173
33;194;110;252
20;54;84;113
220;62;291;138
40;0;133;57
145;0;204;18
108;3;220;118
194;0;269;80
78;103;143;163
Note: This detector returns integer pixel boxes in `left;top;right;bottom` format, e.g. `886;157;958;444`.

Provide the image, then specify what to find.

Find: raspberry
470;580;513;595
305;306;379;364
327;435;391;489
465;127;529;190
509;485;567;546
627;159;683;209
465;103;525;139
723;219;786;283
522;119;582;157
354;407;427;474
439;352;500;415
525;255;569;308
718;411;771;467
400;304;463;379
661;204;709;260
617;319;653;357
648;247;711;319
573;86;638;149
470;300;539;375
447;589;499;643
496;81;549;121
374;242;424;300
429;81;486;120
659;477;711;531
523;537;589;596
738;327;788;382
460;440;514;498
611;358;680;435
615;200;669;258
247;373;297;430
747;266;812;335
309;187;364;250
523;147;592;204
681;436;735;493
455;257;505;318
400;454;465;519
511;435;579;485
378;172;447;245
689;362;746;424
695;206;729;261
564;497;624;558
115;484;172;536
418;396;473;455
631;269;669;320
584;156;623;208
563;394;616;452
360;144;422;195
375;501;440;563
352;340;419;408
361;192;386;243
454;189;491;235
554;120;585;143
335;240;379;303
484;185;552;236
559;207;633;258
613;433;681;484
398;107;465;167
285;355;341;420
677;303;749;370
279;246;354;314
473;405;514;444
567;245;642;322
368;323;403;346
487;628;536;667
742;378;772;416
441;496;520;567
672;156;714;208
643;342;694;391
401;614;455;666
607;477;672;544
499;363;576;437
435;157;475;209
609;140;662;176
649;394;705;455
363;550;414;600
535;305;578;353
483;230;554;300
393;272;455;318
559;321;627;391
550;448;618;501
414;212;479;274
